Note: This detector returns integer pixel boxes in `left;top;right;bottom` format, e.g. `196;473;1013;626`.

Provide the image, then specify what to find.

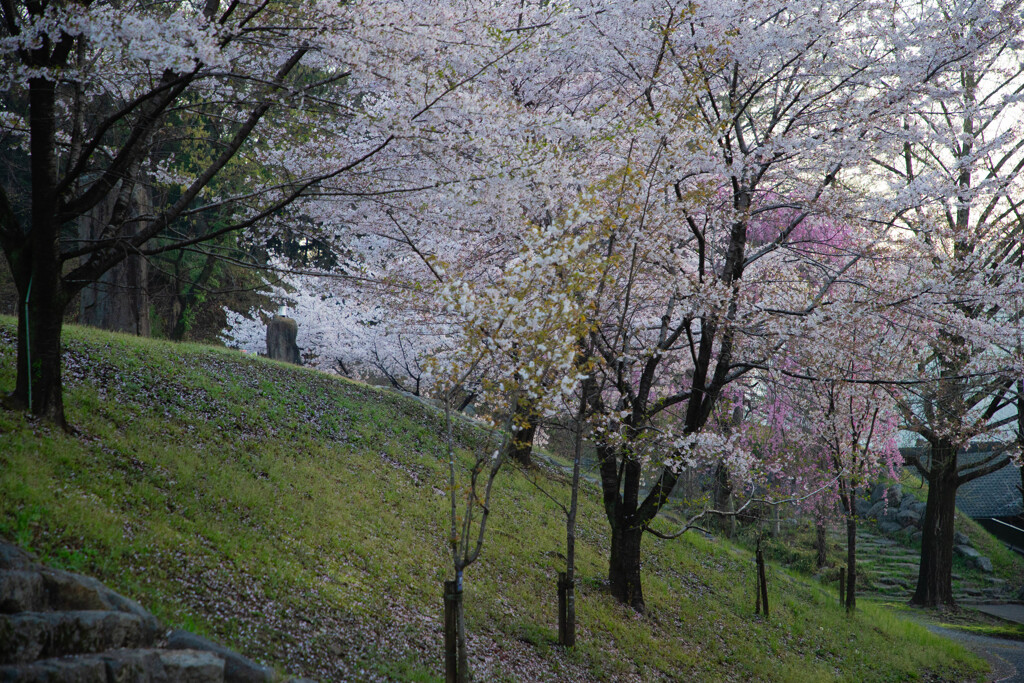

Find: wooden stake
839;567;846;608
757;547;769;617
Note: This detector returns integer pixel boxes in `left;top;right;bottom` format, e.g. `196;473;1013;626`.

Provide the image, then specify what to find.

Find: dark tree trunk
11;77;69;428
561;387;586;647
443;579;467;683
608;517;644;611
713;461;735;537
169;253;218;341
837;484;857;612
78;186;152;336
599;436;651;612
912;441;959;607
508;399;537;468
12;254;69;428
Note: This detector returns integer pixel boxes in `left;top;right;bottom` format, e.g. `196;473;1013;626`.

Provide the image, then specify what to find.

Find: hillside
0;318;989;682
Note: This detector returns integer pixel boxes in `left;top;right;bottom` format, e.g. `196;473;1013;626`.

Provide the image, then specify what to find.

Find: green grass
0;317;990;682
941;622;1024;642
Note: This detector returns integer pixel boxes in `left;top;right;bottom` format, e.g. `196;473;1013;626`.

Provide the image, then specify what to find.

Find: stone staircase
835;528;1016;603
0;540;302;683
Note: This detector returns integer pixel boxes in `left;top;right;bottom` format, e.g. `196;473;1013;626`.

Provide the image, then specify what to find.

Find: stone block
166;630;272;683
878;521;903;535
0;545;33;572
0;572;44;614
40;570;159;634
866;500;887;519
101;648;169;682
973;556;994;573
886;485;902;507
954;531;970;546
159;649;226;682
267;316;301;365
954;544;980;560
0;655;107;682
0;647;226;683
896;509;922;528
870;483;887;504
0;610;151;664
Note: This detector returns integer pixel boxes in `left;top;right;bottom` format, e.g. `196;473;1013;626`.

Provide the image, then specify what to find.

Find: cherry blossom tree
423;213;602;682
202;0;1023;618
221;262;448;392
868;0;1024;606
755;312;904;612
567;0;938;612
0;0;545;427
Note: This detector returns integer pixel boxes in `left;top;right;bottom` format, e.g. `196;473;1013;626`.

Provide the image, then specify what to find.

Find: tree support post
839;567;846;608
755;543;769;617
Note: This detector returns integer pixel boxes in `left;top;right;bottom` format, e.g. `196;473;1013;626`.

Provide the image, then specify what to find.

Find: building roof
902;447;1023;519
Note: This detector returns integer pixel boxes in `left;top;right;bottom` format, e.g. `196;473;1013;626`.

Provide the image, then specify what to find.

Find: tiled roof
902;447;1023;519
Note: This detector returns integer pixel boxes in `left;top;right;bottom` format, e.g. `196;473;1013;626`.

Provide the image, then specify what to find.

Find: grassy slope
0;318;987;682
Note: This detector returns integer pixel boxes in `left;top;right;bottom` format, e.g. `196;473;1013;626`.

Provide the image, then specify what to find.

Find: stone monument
266;306;301;365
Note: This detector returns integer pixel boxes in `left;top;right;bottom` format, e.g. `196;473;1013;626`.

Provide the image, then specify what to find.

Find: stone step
0;572;43;614
166;630;274;682
0;540;295;683
0;647;225;682
0;566;158;632
0;610;155;664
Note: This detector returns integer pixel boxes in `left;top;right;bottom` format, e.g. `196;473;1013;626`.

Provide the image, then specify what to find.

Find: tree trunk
78;185;151;336
912;442;959;607
443;579;467;683
608;518;645;612
508;399;537;468
11;77;69;428
561;390;585;646
713;461;734;537
845;516;856;612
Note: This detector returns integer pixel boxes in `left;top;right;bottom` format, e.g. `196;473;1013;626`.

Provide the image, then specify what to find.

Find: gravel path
925;624;1024;682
